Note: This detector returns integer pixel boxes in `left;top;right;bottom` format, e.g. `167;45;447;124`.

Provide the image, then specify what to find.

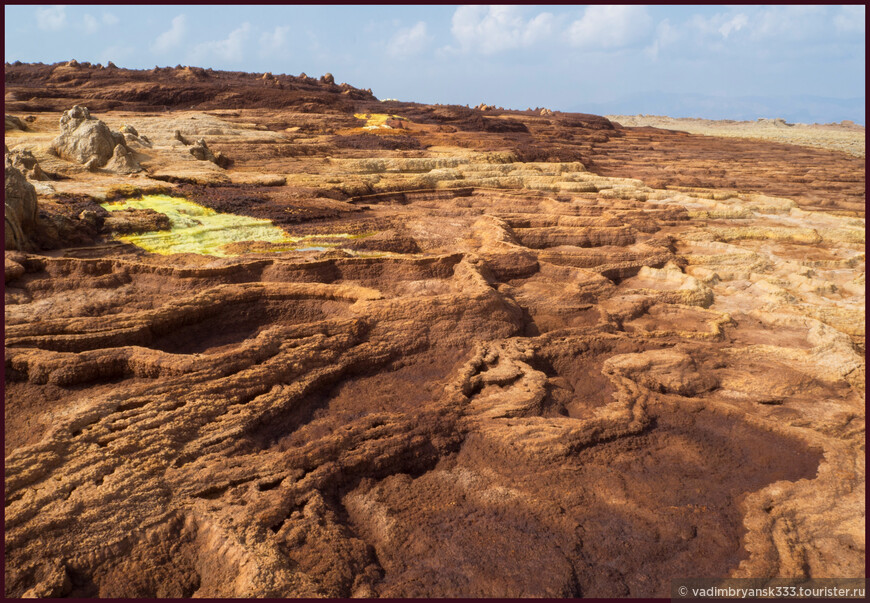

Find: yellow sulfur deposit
101;195;309;256
353;113;398;129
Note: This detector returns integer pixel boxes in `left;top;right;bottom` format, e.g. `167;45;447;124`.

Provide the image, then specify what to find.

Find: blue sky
5;5;866;123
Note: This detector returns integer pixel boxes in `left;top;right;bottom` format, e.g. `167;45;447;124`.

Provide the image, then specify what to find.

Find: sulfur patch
100;195;341;257
354;113;400;129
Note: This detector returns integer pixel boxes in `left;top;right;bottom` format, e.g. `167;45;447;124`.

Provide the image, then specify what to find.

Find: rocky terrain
4;62;865;597
608;115;865;158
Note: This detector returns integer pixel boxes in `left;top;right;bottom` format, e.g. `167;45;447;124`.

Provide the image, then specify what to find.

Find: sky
5;5;866;123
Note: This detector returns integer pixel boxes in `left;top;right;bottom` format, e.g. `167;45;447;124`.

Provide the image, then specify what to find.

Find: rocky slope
4;62;865;597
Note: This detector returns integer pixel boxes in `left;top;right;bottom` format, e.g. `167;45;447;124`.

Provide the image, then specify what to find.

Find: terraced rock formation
4;62;865;597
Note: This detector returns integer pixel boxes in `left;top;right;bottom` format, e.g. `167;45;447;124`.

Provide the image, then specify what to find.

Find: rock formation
49;105;138;173
6;149;50;181
103;208;171;234
4;158;39;250
174;130;190;145
189;138;230;168
5;114;28;131
104;143;142;174
51;105;118;163
119;124;152;149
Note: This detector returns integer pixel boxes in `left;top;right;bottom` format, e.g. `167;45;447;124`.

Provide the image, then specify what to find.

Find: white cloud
81;11;118;35
449;5;555;54
834;5;865;34
36;5;66;31
388;21;432;57
648;6;857;64
718;14;748;39
568;5;653;49
645;18;679;60
688;6;829;45
152;15;187;54
260;25;290;56
749;5;827;40
687;11;744;41
190;23;252;63
83;14;99;34
524;12;556;45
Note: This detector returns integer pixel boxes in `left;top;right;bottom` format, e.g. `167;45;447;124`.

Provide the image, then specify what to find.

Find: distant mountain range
572;93;865;125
